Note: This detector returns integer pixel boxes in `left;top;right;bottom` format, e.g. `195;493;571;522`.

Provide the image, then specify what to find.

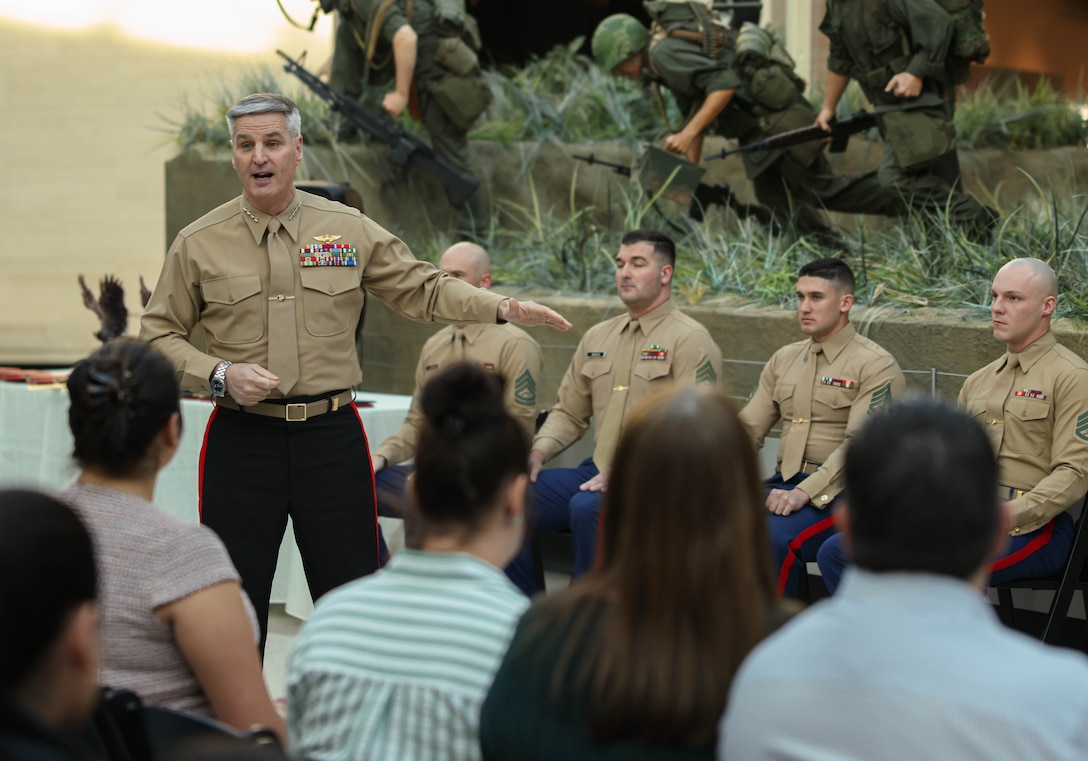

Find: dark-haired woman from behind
287;363;531;761
0;489;100;761
480;385;791;760
60;339;285;742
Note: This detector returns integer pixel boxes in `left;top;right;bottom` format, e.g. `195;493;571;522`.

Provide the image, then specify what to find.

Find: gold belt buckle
285;403;308;422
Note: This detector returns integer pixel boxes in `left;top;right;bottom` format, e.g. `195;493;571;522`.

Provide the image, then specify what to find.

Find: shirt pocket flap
201;274;262;305
1007;397;1050;422
300;269;359;296
632;361;672;382
823;387;858;410
580;359;612;380
772;382;796;405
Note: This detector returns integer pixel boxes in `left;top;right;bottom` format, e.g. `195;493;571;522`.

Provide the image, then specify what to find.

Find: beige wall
0;13;332;365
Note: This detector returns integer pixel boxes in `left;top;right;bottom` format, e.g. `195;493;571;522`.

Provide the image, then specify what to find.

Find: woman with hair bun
287;362;531;761
61;339;284;741
480;385;792;760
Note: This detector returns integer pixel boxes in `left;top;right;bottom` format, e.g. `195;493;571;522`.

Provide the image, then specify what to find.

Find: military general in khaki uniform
140;93;569;649
371;242;542;550
740;258;905;599
505;229;723;595
818;258;1088;593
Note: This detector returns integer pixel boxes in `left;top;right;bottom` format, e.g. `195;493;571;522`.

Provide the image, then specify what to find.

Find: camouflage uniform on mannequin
330;0;490;227
817;0;994;237
592;6;903;239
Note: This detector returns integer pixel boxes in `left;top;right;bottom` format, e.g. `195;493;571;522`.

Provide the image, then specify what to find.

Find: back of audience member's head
798;257;855;294
66;338;181;478
546;386;773;749
414;363;530;534
0;489;99;727
845;397;999;578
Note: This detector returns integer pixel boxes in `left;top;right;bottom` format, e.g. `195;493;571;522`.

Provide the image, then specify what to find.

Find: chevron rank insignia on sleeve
695;360;718;386
1076;411;1088;443
868;382;892;413
515;369;537;407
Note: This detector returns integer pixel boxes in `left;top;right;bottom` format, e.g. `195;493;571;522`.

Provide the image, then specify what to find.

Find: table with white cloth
0;381;411;619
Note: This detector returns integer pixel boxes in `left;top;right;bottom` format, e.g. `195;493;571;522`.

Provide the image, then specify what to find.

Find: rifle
572;153;774;226
703;110;877;162
277;50;479;208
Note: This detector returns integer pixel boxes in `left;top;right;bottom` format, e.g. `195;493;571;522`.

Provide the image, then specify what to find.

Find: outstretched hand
498;298;572;331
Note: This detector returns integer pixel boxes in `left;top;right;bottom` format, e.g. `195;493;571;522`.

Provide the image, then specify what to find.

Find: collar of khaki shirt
628;298;676;334
1002;331;1056;375
454;322;499;345
807;322;857;363
239;192;303;245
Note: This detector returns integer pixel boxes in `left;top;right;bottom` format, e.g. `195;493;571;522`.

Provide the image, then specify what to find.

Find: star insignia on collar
313;234;342;244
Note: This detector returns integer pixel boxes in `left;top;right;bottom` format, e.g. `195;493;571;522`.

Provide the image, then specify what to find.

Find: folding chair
991;492;1088;645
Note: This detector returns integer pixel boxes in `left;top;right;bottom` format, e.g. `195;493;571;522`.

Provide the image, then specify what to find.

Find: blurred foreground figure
0;489;100;761
721;398;1088;761
482;385;792;759
288;363;531;761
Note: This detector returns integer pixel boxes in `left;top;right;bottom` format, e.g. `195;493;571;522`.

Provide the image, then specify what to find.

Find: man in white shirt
720;397;1088;761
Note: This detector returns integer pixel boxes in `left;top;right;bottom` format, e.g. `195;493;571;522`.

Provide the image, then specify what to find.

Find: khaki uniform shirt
740;323;905;507
140;191;504;397
375;322;543;464
958;332;1088;535
533;299;723;461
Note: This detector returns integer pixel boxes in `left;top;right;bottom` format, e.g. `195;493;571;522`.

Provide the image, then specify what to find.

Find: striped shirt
286;550;529;761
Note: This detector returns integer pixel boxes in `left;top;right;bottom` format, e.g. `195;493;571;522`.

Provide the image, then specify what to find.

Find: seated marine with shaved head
818;258;1088;592
372;242;543;553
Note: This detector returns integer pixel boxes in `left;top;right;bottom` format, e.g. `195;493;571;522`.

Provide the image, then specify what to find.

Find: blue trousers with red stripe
505;458;603;596
199;399;380;653
766;472;839;599
815;511;1075;594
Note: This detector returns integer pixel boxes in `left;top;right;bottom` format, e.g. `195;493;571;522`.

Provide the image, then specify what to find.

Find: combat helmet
592;14;650;74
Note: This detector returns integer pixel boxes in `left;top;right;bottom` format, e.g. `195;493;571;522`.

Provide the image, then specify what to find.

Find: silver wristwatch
210;361;232;398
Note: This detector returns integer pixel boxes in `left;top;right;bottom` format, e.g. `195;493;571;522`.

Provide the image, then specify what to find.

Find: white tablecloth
0;381;411;619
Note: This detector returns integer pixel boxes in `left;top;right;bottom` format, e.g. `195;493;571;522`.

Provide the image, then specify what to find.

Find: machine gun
574;152;773;226
277;50;479;208
704;110;878;161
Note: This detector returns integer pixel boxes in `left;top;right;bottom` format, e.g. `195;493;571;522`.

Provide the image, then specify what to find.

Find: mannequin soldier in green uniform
816;0;994;236
591;10;903;238
330;0;490;224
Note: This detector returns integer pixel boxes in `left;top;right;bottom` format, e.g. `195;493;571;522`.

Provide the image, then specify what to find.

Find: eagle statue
78;274;150;344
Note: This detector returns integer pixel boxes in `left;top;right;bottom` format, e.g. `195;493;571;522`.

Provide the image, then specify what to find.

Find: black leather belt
214;389;353;422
